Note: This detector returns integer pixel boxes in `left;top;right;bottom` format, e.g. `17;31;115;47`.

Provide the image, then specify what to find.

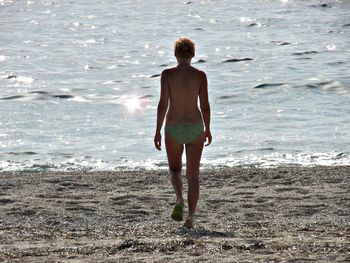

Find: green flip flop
171;203;183;221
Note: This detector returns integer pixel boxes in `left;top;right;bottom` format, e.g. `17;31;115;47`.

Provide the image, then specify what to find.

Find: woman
154;37;212;228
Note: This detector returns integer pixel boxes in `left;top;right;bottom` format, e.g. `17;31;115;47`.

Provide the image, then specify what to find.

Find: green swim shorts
165;123;204;144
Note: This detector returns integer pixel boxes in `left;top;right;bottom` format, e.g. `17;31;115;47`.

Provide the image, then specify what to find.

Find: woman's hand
204;130;212;146
154;132;162;151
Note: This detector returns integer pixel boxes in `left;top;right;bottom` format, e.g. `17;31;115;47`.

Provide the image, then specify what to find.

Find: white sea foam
20;76;34;83
0;152;349;172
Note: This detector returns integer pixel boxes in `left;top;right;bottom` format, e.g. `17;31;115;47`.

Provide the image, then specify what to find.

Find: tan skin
154;54;212;228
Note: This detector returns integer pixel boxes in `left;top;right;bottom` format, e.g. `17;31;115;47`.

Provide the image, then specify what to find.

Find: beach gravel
0;166;349;262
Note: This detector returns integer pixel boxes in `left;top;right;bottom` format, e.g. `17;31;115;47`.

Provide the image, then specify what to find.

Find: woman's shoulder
189;66;206;76
161;67;177;76
161;66;206;78
193;67;207;81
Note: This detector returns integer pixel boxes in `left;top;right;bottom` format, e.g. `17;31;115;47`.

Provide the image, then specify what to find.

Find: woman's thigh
165;132;184;170
185;140;204;173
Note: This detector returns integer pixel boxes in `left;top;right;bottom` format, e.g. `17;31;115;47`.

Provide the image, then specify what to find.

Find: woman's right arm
154;70;170;150
199;71;212;146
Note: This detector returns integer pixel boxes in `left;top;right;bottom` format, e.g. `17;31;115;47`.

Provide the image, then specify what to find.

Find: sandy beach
0;166;349;262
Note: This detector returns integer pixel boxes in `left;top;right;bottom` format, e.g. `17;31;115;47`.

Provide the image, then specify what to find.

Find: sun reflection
125;96;147;114
125;97;141;112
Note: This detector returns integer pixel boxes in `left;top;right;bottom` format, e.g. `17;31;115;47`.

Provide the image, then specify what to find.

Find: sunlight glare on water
125;96;142;113
124;95;149;115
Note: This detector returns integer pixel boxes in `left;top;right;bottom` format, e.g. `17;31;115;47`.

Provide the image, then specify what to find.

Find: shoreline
0;166;349;262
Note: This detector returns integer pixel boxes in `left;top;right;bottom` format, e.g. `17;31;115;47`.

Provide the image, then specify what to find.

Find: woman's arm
154;70;170;150
199;71;212;146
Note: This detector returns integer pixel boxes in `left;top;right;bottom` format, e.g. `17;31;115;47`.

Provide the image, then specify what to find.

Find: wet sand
0;166;349;262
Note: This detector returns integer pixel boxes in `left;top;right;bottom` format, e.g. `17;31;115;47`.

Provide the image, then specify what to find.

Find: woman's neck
176;57;192;66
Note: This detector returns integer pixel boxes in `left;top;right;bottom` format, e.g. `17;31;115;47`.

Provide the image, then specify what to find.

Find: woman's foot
171;203;183;221
184;215;194;229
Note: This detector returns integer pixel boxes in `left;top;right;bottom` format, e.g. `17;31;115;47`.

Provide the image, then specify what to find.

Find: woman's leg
165;133;184;206
185;139;204;221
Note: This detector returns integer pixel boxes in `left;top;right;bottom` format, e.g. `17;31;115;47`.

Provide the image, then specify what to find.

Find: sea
1;0;349;172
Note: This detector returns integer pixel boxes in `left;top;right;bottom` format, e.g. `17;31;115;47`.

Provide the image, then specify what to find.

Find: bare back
164;64;204;125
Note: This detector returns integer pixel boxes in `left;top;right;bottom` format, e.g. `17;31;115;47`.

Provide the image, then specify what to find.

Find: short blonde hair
174;37;195;59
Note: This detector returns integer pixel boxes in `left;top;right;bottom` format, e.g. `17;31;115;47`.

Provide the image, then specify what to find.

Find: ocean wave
250;80;349;95
223;58;253;63
0;91;154;105
253;83;285;89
